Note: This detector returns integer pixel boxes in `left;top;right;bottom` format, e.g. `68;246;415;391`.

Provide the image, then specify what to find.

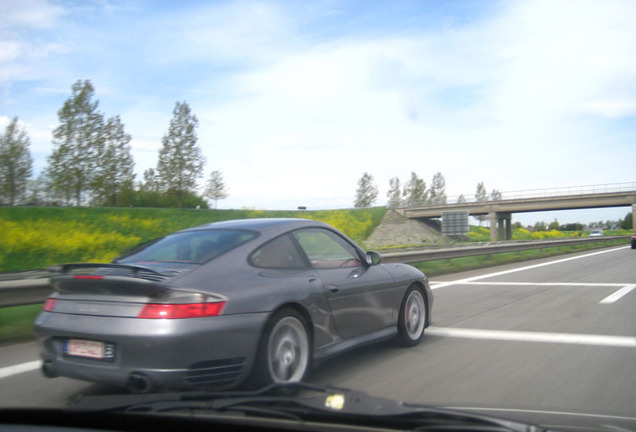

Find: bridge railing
400;181;636;207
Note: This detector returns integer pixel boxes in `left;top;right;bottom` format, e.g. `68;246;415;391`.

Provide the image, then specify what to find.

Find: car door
292;228;396;339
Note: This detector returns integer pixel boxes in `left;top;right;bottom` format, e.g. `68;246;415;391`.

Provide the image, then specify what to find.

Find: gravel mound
364;210;450;249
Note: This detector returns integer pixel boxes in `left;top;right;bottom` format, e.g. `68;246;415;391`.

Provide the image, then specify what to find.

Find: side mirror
365;251;382;266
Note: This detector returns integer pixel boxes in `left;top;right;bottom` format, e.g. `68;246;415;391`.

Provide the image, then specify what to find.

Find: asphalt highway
1;245;634;415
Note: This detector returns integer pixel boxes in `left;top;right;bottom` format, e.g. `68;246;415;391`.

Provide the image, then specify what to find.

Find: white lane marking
434;281;635;304
458;281;628;287
600;285;636;304
427;326;636;348
0;360;40;380
429;246;629;290
443;406;636;422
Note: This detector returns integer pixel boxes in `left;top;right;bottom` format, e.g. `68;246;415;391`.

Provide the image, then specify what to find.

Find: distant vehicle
631;232;636;249
34;218;433;392
589;229;604;237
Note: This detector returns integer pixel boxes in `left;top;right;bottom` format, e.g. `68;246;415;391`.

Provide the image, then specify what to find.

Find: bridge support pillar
489;212;512;242
505;213;512;240
633;204;636;230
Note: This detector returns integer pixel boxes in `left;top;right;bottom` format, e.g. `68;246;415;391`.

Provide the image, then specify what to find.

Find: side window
250;235;306;269
294;229;362;269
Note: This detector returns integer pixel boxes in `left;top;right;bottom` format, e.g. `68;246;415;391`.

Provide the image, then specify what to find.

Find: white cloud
0;0;65;30
485;0;636;121
0;41;22;63
578;101;636;118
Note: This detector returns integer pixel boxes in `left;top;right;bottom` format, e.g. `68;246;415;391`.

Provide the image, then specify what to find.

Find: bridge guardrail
404;181;636;206
0;236;629;307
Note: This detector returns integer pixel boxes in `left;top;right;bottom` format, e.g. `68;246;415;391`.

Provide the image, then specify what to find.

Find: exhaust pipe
42;360;58;378
126;372;153;393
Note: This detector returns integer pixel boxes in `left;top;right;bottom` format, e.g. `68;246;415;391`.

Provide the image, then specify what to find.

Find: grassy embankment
0;207;629;344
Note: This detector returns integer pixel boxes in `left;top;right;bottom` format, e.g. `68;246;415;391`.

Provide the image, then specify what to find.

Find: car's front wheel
251;308;311;387
397;285;427;346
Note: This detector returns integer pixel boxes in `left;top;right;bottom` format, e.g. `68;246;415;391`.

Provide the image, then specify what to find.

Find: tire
397;285;427;347
251;308;311;388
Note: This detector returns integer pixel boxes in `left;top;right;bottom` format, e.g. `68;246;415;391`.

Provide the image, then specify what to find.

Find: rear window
118;229;257;264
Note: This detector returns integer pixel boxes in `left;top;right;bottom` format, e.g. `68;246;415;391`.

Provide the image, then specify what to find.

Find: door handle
327;284;339;293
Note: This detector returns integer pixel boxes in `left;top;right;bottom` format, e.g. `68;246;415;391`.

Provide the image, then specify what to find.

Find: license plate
65;339;108;359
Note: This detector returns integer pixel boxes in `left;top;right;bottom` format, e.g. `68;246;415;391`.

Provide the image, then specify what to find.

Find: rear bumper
34;311;267;390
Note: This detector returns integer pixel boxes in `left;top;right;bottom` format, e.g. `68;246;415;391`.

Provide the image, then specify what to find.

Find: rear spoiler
48;263;167;278
47;263;170;297
45;263;218;302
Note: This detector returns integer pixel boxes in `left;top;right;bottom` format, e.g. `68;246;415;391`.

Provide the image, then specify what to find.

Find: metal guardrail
381;235;628;263
0;236;629;308
0;278;52;308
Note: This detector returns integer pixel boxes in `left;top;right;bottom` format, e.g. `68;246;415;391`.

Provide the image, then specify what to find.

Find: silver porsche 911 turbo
35;218;433;392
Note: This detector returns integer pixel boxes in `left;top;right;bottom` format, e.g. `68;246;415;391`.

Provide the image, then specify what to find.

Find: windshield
1;1;635;430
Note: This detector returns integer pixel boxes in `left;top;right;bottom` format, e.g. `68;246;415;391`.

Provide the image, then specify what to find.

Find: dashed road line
600;285;636;304
450;281;635;304
0;360;40;380
427;326;636;348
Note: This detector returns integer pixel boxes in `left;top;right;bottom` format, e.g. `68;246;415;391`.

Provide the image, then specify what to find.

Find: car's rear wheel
251;308;311;388
397;285;427;346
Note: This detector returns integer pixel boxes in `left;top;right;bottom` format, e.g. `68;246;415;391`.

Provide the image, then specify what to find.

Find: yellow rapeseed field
1;207;386;271
0;219;142;270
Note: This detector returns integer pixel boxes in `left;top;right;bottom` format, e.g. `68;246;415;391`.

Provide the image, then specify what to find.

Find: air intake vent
185;357;246;386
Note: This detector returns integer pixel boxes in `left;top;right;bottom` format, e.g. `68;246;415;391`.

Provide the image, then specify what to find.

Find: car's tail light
73;275;104;280
42;298;58;312
137;302;226;319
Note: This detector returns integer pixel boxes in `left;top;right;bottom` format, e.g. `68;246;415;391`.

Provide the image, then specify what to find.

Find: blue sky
1;0;635;224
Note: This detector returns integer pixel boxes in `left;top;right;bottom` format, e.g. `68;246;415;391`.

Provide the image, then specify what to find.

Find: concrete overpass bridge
395;182;636;242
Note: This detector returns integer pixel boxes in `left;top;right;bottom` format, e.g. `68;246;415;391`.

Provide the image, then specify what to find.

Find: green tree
142;168;159;192
204;170;229;209
0;117;33;205
560;222;583;231
620;212;633;230
354;172;378;208
429;172;447;205
386;176;402;208
25;174;47;205
47;80;104;206
475;182;488;226
490;189;502;201
403;172;427;207
156;101;205;208
92;115;135;206
475;182;488;202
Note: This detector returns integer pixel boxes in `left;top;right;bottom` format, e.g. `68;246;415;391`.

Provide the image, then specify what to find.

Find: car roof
182;218;328;234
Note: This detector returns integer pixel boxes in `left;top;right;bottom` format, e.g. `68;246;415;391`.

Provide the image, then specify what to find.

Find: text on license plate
66;339;106;359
